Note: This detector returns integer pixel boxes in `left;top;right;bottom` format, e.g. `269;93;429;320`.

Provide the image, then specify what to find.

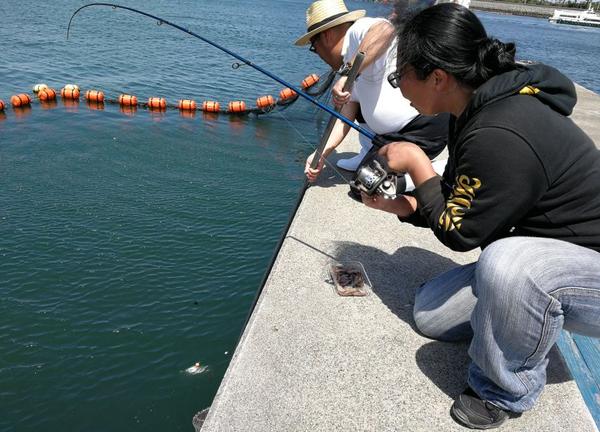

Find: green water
2;0;599;431
0;0;378;429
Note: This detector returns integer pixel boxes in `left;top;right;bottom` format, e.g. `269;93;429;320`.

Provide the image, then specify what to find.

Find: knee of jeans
413;308;469;342
413;308;440;339
475;238;525;298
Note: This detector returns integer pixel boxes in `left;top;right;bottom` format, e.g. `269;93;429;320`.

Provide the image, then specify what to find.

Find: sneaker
336;142;373;171
450;388;514;430
337;153;367;171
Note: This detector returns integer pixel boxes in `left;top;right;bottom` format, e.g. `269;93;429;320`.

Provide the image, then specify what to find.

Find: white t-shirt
342;17;418;135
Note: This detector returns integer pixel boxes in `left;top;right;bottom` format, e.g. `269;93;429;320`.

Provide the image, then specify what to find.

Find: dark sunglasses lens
387;72;400;88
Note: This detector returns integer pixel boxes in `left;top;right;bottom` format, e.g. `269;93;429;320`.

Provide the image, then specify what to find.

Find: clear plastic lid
328;261;372;297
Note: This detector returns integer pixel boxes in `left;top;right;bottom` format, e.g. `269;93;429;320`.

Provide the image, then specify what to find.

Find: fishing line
66;3;375;141
274;110;354;186
67;3;378;352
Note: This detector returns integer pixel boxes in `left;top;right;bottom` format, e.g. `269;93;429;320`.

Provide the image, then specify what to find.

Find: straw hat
294;0;366;46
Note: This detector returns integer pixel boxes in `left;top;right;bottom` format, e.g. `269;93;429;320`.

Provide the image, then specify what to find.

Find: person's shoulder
350;16;389;32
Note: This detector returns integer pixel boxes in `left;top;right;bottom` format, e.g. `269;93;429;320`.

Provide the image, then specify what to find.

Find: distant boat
549;5;600;28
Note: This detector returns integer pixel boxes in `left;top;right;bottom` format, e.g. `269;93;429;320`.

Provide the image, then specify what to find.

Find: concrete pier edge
200;84;600;431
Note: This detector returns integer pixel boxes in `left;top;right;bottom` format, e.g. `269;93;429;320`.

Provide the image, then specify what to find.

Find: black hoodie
408;64;600;252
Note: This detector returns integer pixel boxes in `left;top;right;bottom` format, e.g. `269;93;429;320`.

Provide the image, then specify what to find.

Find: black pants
371;113;450;160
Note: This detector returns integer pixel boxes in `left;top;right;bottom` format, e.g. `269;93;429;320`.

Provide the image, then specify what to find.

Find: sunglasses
389;64;435;88
387;70;402;88
309;35;320;53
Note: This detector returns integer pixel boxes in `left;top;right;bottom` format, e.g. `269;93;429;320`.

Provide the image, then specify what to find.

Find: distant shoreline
470;0;556;18
370;0;578;19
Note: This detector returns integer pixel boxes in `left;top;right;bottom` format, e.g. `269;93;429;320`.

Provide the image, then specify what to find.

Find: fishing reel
350;156;399;200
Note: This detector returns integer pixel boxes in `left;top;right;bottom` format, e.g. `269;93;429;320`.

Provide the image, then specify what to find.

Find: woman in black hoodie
364;3;600;429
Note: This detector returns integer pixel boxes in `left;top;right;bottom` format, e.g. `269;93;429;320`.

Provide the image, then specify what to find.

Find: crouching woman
364;3;600;429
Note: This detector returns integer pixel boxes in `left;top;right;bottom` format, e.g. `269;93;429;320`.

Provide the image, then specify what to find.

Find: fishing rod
66;3;375;141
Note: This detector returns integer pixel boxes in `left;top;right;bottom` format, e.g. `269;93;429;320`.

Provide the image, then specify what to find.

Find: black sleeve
398;210;430;228
414;127;548;251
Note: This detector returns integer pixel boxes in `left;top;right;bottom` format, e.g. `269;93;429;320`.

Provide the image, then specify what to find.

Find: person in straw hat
297;0;447;191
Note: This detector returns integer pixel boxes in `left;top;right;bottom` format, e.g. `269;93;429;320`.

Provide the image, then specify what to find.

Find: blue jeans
413;237;600;413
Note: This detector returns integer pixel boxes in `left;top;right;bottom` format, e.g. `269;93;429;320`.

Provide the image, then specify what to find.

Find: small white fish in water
186;362;208;375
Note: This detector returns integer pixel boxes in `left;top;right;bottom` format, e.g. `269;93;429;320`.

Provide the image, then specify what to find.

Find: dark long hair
393;2;516;88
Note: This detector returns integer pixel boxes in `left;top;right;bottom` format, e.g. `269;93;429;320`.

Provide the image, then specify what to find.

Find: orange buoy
64;84;80;92
301;73;320;89
279;88;297;101
61;87;80;99
148;97;166;109
11;93;32;108
227;101;246;113
178;99;197;111
256;95;275;109
38;88;57;102
119;94;138;106
0;100;5;111
86;90;105;103
202;101;220;112
33;83;48;93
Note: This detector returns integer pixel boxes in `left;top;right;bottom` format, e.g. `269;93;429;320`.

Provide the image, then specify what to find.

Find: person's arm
332;20;394;105
305;102;359;181
362;193;418;218
359;142;433;219
414;128;547;251
363;129;548;249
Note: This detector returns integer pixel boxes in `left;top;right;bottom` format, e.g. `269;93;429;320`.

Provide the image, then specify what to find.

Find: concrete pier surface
200;85;600;431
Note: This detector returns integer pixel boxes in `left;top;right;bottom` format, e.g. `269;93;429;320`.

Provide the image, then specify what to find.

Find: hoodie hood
460;63;577;125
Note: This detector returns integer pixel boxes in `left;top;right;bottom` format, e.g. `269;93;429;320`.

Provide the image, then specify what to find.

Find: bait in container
328;261;372;297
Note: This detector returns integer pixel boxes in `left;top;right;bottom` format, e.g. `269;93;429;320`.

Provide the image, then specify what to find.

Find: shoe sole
450;405;507;430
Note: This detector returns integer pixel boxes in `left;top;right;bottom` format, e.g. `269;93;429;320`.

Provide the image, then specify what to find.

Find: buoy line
0;73;328;118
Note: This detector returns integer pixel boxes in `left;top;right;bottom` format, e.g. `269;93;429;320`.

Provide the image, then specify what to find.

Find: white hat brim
294;10;366;46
